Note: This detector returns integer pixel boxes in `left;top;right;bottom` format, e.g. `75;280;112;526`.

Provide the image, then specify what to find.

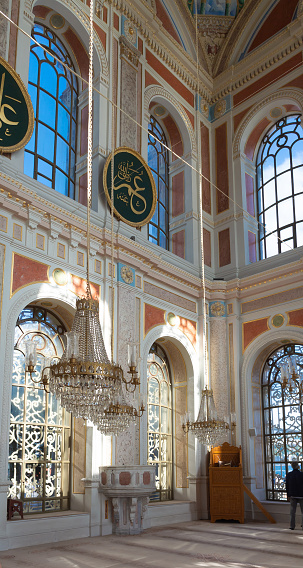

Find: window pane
293;166;303;194
8;306;70;513
148;116;169;249
257;115;303;259
24;24;78;200
291;139;303;167
278;198;293;227
37;124;54;162
263;179;276;210
262;344;303;501
38;91;56;129
262;155;275;183
264;206;277;234
265;234;278;257
276;170;291;202
275;147;290;175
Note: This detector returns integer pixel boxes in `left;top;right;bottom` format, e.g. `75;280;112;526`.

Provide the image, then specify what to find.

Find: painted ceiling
189;0;245;17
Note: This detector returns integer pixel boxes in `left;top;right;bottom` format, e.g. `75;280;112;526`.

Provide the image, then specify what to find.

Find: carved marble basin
99;465;156;497
99;465;156;535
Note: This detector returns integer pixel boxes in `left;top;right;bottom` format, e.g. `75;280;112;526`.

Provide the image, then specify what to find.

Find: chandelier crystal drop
182;389;229;447
48;297;123;419
280;354;303;393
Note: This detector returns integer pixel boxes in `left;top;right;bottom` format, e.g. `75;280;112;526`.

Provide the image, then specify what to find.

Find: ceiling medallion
52;268;68;286
154;105;167;118
214;99;227;119
121;265;134;284
50;13;65;30
210;302;225;317
272;314;285;328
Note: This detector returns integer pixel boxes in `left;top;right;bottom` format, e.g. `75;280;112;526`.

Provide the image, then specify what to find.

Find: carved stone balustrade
99;465;156;535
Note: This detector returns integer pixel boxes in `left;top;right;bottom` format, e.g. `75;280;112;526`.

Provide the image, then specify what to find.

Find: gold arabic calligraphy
0;72;21;141
113;161;147;215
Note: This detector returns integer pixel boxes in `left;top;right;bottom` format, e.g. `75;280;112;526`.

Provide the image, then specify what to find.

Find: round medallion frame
0;57;35;153
103;147;157;227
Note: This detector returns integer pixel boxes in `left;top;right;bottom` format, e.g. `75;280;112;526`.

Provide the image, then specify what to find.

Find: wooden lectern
209;442;244;523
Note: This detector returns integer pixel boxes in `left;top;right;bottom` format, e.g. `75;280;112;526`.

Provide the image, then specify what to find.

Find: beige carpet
0;520;302;567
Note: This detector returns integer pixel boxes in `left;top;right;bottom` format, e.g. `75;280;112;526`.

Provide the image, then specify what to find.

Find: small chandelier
280;355;303;393
182;388;229;447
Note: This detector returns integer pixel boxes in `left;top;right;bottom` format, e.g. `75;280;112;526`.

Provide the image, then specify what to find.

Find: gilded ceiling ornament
210;302;225;317
124;19;137;46
214;99;227;119
200;100;209;116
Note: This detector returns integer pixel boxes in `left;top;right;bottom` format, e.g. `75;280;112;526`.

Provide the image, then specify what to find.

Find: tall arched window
147;343;172;501
8;305;71;513
148;116;169;249
256;115;303;259
24;24;78;199
262;343;303;501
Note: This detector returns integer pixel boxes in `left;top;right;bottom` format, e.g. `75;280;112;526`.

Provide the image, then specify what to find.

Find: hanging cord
195;8;209;389
0;9;296;253
110;13;115;365
86;0;94;300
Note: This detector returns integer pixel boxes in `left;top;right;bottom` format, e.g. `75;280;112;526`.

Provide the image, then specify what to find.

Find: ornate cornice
0;172;202;294
107;0;212;102
212;10;303;102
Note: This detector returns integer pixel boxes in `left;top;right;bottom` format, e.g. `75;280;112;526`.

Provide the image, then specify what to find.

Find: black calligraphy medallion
103;147;157;227
0;57;34;152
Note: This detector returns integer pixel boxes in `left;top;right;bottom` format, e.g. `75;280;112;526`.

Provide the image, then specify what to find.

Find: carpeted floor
0;520;302;567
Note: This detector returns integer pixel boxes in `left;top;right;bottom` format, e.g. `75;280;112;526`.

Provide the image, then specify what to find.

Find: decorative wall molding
144;85;197;156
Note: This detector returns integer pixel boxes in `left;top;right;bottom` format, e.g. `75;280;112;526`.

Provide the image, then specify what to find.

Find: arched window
262;343;303;501
256;115;303;259
147;343;172;501
148;116;169;249
8;305;71;513
24;24;78;199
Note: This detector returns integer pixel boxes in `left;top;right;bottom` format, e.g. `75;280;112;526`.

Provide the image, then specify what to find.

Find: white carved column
209;300;229;422
0;0;10;59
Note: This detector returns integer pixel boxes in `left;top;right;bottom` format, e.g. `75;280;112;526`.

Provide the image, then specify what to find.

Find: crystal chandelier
182;389;229;447
280;354;303;393
24;0;145;431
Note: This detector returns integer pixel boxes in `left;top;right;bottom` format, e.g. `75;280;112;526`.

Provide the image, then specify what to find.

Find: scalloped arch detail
233;88;303;159
144;85;196;155
26;0;109;80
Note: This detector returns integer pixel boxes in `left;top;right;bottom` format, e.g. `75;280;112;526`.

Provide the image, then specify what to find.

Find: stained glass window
148;116;169;250
147;344;172;501
24;24;78;199
256;115;303;259
262;343;303;501
8;305;71;513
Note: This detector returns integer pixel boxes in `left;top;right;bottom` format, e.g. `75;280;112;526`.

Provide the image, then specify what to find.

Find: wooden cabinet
209;442;244;523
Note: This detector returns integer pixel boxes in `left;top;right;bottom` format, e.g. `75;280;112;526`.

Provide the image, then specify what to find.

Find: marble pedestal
99;465;156;535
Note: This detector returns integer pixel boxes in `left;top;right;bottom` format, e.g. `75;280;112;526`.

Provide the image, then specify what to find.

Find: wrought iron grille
24;24;78;199
256;115;303;259
262;343;303;501
147;343;172;501
148;116;169;250
8;305;71;514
